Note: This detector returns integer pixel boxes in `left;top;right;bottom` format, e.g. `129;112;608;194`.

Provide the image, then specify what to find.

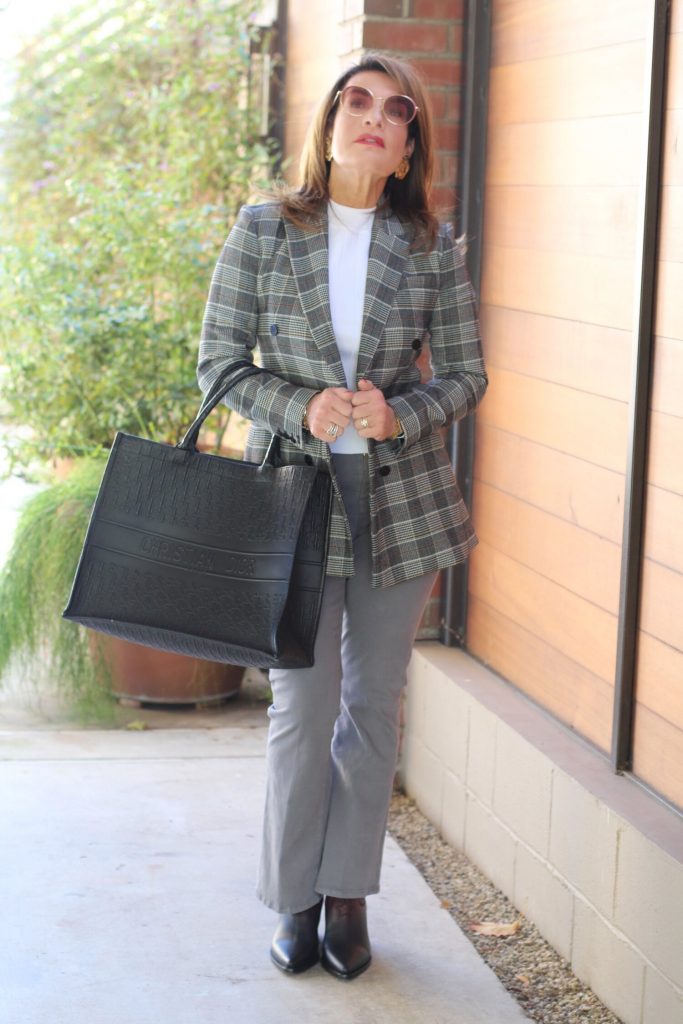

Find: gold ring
359;417;369;429
326;423;339;437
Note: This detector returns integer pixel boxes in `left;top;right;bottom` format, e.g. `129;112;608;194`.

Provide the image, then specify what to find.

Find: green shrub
0;455;117;721
0;0;276;474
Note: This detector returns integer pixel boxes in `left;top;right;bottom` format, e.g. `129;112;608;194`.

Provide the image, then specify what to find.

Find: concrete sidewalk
0;470;529;1022
1;722;531;1024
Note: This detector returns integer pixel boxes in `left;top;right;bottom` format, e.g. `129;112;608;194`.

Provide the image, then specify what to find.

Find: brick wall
338;0;465;216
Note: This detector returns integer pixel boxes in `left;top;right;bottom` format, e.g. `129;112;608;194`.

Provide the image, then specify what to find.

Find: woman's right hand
305;387;353;443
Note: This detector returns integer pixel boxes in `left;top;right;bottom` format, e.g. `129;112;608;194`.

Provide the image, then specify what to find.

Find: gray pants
257;454;438;914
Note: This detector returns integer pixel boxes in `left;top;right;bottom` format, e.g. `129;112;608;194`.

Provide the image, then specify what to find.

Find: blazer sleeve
385;224;487;450
197;205;317;446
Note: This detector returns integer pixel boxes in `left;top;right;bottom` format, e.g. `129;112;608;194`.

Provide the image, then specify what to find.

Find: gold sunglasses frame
333;85;419;127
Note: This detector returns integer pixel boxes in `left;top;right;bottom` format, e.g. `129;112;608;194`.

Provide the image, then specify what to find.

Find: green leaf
0;0;273;472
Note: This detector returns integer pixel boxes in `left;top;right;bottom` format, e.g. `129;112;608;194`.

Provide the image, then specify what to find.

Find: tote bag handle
177;360;262;453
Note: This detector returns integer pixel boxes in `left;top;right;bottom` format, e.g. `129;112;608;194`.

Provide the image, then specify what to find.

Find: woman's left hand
351;379;399;441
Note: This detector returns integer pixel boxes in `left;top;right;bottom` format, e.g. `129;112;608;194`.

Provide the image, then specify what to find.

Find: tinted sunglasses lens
342;86;373;113
339;86;416;125
385;96;415;125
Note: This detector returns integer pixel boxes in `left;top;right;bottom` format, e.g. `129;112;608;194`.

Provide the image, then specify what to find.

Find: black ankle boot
270;899;323;974
320;896;371;980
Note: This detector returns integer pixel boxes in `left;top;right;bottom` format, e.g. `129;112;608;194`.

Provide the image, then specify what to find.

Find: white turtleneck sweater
327;199;375;454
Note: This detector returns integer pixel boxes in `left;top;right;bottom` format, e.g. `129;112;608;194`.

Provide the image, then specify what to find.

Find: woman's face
327;70;415;190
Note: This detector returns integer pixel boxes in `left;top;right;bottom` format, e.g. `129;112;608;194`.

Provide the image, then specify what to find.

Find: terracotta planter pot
89;633;244;704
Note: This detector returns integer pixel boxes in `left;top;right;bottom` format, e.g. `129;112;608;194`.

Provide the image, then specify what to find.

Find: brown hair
269;52;439;252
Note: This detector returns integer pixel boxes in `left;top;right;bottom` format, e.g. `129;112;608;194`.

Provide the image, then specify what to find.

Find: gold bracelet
389;415;403;441
303;392;321;431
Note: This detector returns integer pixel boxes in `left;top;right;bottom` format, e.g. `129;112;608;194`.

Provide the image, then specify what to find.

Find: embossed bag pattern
62;364;332;669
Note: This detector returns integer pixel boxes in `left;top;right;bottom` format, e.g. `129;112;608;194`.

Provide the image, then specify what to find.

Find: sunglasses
334;85;419;127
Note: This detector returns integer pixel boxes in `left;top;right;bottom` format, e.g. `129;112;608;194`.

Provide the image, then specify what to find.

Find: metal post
611;0;671;772
440;0;491;647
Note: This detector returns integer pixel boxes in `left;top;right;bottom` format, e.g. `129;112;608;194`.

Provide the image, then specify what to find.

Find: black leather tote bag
63;362;332;669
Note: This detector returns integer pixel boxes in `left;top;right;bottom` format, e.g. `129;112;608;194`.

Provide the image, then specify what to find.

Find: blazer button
411;338;421;350
304;455;314;466
270;324;278;335
379;466;391;477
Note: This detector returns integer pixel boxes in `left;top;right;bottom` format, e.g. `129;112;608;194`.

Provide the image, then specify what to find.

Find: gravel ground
388;790;623;1024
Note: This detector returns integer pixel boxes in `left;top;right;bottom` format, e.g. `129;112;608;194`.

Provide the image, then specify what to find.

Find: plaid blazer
197;202;487;587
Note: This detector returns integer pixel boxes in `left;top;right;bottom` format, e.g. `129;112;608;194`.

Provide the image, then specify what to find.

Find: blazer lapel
356;211;409;379
283;216;345;377
283;207;409;381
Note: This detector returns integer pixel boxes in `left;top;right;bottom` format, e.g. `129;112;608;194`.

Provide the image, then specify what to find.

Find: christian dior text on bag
62;362;332;669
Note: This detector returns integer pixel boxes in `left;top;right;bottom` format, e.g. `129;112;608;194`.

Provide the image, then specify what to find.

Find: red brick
427;88;448;119
430;185;457;218
442;88;461;120
435;151;458;187
412;0;464;18
363;20;448;53
434;119;459;151
448;22;464;55
412;57;461;86
425;87;462;121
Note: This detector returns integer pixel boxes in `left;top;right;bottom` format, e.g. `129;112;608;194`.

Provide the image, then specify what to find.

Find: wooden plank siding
468;596;615;749
632;0;683;805
490;0;652;66
475;423;626;544
468;0;652;754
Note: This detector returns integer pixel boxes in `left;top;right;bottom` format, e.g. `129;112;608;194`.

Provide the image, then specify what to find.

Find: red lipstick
355;134;385;148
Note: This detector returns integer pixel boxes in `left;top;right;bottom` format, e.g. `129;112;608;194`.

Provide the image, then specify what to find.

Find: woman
198;52;487;981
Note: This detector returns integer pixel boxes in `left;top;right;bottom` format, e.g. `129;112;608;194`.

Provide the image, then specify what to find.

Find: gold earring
325;137;333;162
394;156;410;180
